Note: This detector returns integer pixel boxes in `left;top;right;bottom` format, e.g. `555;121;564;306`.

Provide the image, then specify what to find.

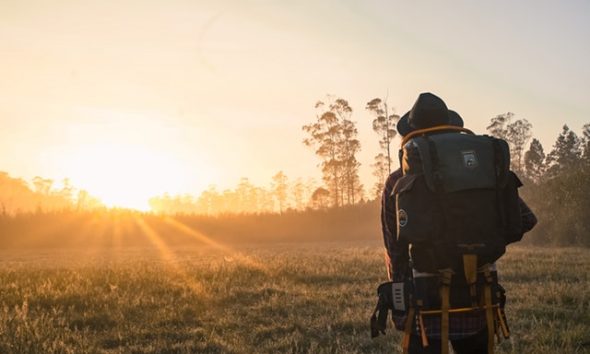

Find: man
381;92;537;354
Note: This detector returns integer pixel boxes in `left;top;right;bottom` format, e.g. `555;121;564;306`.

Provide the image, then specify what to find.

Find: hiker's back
395;130;522;273
373;93;537;354
393;128;521;353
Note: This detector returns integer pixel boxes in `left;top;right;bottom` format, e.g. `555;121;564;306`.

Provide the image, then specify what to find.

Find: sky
1;0;589;208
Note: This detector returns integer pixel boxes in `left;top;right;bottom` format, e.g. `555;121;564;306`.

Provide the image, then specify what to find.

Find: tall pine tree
546;125;581;178
524;138;546;183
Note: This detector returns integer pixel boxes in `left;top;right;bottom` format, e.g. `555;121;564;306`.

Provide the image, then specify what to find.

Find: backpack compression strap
439;269;453;354
483;266;496;354
402;306;415;354
400;125;475;147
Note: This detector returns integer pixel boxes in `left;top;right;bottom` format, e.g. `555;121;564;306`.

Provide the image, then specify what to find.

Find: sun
63;143;194;211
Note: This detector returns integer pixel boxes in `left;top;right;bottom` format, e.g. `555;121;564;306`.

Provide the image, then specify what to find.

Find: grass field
0;242;588;353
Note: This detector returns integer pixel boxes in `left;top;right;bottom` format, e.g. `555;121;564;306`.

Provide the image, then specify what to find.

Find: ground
0;243;588;353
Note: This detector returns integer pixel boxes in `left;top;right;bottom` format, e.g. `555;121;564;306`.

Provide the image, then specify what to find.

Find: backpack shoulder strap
400;125;474;147
409;137;437;192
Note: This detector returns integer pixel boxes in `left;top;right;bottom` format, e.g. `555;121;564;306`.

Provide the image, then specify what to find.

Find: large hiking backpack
393;126;523;273
389;125;523;353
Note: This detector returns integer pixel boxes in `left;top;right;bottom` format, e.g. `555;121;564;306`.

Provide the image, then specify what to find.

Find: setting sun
62;143;196;210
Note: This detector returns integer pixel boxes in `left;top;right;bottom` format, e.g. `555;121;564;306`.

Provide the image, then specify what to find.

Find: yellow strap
402;307;415;354
463;254;478;285
400;125;474;146
483;269;495;354
440;271;452;354
497;307;510;339
420;305;497;315
463;254;478;307
415;300;429;348
418;313;429;347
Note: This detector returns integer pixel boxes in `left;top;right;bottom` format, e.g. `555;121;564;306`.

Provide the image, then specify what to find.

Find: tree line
148;174;323;215
1;95;589;246
0;173;102;214
491;115;590;246
301;96;590;246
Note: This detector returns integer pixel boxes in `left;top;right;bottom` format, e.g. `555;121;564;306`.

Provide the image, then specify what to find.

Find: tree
366;98;399;174
310;187;330;210
506;118;532;174
487;113;532;175
582;123;590;167
304;178;317;209
546;125;582;178
0;172;39;214
524;138;546;183
486;113;514;140
371;153;389;199
340;117;363;205
77;190;103;210
303;97;362;207
291;178;305;211
196;185;222;215
59;178;75;202
32;176;53;195
255;186;274;213
271;171;288;214
303;101;342;207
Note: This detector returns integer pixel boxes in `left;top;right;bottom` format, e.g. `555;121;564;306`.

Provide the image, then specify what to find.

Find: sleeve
381;169;409;281
519;197;537;233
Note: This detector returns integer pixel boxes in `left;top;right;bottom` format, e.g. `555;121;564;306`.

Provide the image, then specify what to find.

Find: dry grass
0;243;588;353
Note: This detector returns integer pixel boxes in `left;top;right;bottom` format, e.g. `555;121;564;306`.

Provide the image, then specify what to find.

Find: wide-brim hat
397;92;464;137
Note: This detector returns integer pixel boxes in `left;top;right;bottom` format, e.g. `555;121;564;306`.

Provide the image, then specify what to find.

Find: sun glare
63;143;193;210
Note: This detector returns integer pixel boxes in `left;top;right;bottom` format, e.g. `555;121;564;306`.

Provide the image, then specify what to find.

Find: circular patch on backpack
398;209;408;227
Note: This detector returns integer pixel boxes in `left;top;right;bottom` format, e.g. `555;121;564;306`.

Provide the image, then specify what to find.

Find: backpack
389;125;522;353
393;126;523;273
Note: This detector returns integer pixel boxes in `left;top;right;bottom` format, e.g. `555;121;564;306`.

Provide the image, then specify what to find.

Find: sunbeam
162;216;269;273
133;215;205;295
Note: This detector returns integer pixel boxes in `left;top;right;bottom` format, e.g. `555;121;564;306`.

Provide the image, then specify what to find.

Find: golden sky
1;0;589;208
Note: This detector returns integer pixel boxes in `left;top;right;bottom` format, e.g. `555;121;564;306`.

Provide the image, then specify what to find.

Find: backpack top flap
413;133;503;193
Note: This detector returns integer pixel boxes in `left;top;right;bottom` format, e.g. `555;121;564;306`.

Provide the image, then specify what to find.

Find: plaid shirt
381;168;537;339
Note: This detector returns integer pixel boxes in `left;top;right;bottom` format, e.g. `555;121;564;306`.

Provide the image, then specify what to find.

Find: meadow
0;242;588;354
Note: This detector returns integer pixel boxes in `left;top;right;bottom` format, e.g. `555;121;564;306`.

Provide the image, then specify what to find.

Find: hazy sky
1;0;589;208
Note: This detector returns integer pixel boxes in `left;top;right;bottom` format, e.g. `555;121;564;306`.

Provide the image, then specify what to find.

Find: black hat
396;92;464;137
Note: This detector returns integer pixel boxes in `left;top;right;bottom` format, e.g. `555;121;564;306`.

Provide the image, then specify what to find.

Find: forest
1;97;589;247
